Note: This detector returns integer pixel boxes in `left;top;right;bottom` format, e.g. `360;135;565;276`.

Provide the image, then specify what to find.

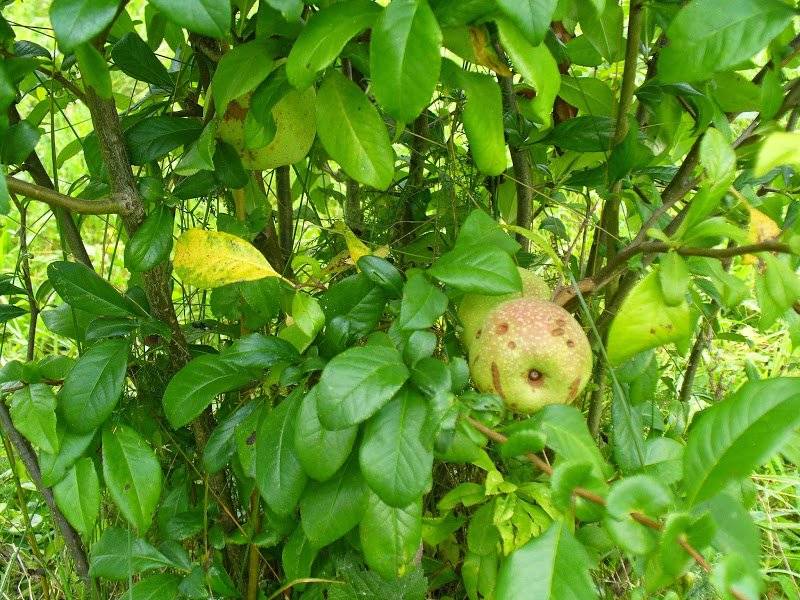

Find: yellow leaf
744;205;781;265
748;206;780;243
469;26;513;77
332;221;372;266
173;229;283;288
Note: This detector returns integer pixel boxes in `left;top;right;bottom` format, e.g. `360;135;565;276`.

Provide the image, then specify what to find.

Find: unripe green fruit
217;87;316;170
469;298;592;414
458;268;550;350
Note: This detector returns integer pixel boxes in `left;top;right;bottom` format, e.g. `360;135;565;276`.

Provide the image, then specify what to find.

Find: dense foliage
1;0;800;599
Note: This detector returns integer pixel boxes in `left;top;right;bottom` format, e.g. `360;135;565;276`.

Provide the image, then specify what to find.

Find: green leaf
463;550;498;599
684;377;800;505
243;69;288;149
102;424;163;533
316;70;395;189
163;354;250;428
701;491;760;564
370;0;442;123
604;475;672;555
441;60;506;176
53;457;99;537
202;401;258;474
48;261;146;317
360;493;422;580
607;271;696;366
359;388;433;507
300;458;368;548
317;345;409;430
125;116;203;165
699;128;736;184
398;273;447;330
163;334;295;428
59;338;129;433
256;389;308;515
496;521;595;600
578;1;623;63
286;0;380;90
282;526;318;582
125;205;174;272
126;574;182;600
496;0;556;46
557;76;614;117
658;252;690;307
0;121;41;166
547;115;615;152
0;304;27;323
10;384;59;454
611;384;646;474
148;0;231;38
496;18;560;127
40;430;95;487
657;0;795;83
75;44;112;99
294;387;358;482
712;553;762;600
528;405;610;480
212;40;274;116
754;131;800;176
357;256;404;297
429;245;521;295
550;461;606;522
456;209;521;256
49;0;119;52
266;0;302;21
658;512;715;577
288;291;325;340
89;527;174;579
111;31;174;90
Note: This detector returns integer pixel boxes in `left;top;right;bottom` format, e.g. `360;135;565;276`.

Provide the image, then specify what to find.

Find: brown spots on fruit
225;99;247;121
551;327;565;337
649;327;656;334
568;377;581;399
556;318;566;327
527;369;544;387
495;322;509;335
491;362;505;398
475;329;481;339
566;339;575;347
508;341;516;349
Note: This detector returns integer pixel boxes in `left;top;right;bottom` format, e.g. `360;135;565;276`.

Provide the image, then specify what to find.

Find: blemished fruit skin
458;268;550;350
217;87;316;170
469;298;592;414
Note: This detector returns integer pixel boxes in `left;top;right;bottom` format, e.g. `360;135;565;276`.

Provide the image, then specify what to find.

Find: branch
6;176;125;215
465;417;748;600
496;64;533;252
555;239;793;307
612;0;644;146
0;402;91;583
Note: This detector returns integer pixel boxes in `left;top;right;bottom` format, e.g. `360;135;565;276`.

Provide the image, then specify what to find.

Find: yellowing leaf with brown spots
173;229;283;288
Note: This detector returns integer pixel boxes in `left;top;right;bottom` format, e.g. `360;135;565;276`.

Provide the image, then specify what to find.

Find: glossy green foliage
2;1;800;598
